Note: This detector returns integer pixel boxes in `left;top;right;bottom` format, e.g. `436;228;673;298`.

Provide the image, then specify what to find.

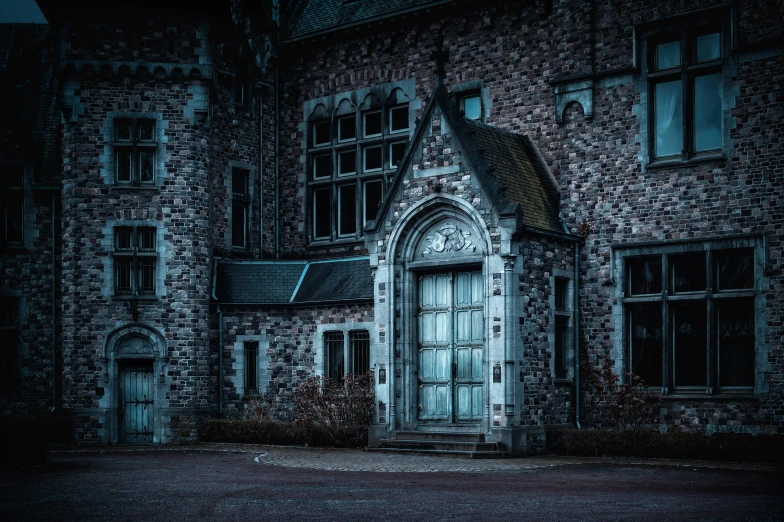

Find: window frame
244;341;259;395
230;167;251;251
113;225;158;297
114;117;157;186
324;329;370;383
552;275;574;382
306;97;412;244
638;8;731;167
616;239;760;397
0;164;24;249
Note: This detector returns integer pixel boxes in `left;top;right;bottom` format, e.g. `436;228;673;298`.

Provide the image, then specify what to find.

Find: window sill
308;237;364;249
230;247;253;258
112;295;160;302
110;185;159;193
660;393;757;401
554;378;574;387
647;152;726;171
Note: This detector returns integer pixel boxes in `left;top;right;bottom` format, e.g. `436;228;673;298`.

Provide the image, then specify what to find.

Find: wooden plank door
418;271;484;422
119;362;154;443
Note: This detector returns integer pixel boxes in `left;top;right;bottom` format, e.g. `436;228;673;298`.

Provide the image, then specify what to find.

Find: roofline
215;256;369;265
283;0;457;43
212;297;374;307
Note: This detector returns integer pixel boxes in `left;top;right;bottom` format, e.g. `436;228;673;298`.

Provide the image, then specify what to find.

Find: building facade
1;0;781;452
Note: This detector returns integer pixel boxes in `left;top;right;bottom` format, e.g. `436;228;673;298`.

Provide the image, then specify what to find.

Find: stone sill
112;296;161;302
109;185;159;193
554;378;574;387
646;152;726;171
660;393;757;401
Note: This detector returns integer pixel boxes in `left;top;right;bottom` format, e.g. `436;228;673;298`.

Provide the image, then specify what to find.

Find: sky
0;0;48;23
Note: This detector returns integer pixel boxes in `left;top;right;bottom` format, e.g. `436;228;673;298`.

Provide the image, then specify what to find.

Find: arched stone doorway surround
102;323;169;444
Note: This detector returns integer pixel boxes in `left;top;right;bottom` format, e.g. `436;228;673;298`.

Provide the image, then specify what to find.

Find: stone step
378;439;499;452
393;431;485;442
366;446;507;459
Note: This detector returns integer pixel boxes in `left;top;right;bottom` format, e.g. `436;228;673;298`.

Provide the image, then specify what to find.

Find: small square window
461;94;482;120
389;105;408;133
313;121;331;146
338;115;356;142
628;257;662;295
671;253;706;293
364;111;382;137
715;249;754;291
389;141;406;169
312;154;331;179
696;33;720;63
338;150;357;176
363;145;382;172
656;40;681;70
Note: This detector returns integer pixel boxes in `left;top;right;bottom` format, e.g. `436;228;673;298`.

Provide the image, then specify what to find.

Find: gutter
51;194;57;413
573;241;581;430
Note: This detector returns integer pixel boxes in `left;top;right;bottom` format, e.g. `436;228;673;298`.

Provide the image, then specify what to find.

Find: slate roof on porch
214;257;373;305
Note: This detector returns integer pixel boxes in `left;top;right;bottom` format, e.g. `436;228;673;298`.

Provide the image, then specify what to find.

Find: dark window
623;246;756;392
553;277;571;380
231;167;250;249
245;341;258;394
114;118;156;185
325;330;370;383
363;180;383;225
364;111;382;137
0;296;18;393
389;141;406;169
363;145;382;172
0;165;24;247
114;226;157;296
307;100;409;242
645;18;725;160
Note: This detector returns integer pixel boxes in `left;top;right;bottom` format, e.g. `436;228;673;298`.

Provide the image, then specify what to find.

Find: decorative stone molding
553;79;593;123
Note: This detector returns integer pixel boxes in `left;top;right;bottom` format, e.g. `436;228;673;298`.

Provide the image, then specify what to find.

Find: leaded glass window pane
630;305;662;386
654;80;683;157
673;303;707;387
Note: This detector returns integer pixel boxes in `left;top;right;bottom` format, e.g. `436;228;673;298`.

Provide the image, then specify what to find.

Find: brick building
1;0;781;452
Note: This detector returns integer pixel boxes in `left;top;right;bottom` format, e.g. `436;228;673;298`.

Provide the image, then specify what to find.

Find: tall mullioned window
114;118;156;185
114;226;157;296
621;244;757;393
308;95;410;243
640;8;729;162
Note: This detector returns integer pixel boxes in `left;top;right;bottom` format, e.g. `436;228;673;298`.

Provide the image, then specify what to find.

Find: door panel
119;362;154;443
418;271;484;423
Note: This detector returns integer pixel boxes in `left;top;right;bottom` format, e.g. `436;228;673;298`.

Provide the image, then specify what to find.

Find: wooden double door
417;271;484;423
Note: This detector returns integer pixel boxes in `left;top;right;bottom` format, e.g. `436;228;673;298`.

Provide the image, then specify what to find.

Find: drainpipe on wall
573;242;581;429
212;257;223;416
51;194;58;413
274;65;280;259
259;87;264;258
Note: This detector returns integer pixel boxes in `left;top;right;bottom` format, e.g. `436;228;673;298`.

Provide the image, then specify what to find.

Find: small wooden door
119;362;154;443
418;271;484;422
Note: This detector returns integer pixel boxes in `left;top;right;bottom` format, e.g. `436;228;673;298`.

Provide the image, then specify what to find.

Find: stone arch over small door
103;323;168;444
384;195;492;432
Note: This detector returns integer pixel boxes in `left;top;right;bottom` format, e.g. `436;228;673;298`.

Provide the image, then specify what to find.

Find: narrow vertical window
231;167;250;249
338;184;357;237
553;277;571;380
245;341;259;394
325;332;345;382
350;331;370;376
363;180;383;225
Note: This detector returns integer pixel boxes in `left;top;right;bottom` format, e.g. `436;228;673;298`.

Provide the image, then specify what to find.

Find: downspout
573;241;581;429
212;257;223;416
51;194;57;413
259;87;264;258
274;64;280;259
